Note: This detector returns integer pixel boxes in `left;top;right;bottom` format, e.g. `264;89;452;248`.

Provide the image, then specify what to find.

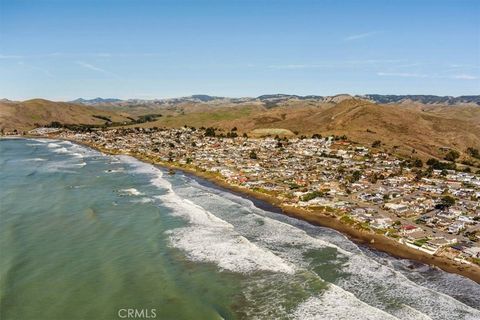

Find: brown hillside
0;99;133;132
136;98;479;159
2;98;478;160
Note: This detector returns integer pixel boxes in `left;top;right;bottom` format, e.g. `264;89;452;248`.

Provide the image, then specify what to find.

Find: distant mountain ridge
362;95;480;105
72;97;123;105
71;94;480;106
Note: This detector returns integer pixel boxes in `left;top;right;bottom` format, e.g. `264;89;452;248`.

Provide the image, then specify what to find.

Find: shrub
444;150;460;162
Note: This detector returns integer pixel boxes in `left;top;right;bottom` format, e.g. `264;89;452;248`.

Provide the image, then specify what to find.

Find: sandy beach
48;137;480;284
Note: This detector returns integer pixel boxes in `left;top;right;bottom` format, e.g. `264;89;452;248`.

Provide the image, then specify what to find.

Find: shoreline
160;163;480;284
8;136;480;283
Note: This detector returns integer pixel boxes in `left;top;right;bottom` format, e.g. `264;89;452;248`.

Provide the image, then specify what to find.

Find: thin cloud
344;31;378;41
1;52;164;60
377;72;478;80
0;54;24;59
377;72;429;78
75;61;120;78
76;61;108;73
269;59;404;70
268;64;321;69
451;74;478;80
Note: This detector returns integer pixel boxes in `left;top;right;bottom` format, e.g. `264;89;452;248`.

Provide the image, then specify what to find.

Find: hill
127;97;479;160
2;97;479;162
0;99;133;132
71;94;480;110
363;95;480;106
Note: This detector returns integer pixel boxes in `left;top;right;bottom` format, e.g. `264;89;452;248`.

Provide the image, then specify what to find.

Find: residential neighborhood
52;126;480;266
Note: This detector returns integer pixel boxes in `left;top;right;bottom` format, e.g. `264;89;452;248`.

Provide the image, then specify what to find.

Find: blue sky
0;0;479;100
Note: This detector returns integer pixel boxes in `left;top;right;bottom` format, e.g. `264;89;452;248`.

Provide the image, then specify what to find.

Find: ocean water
0;138;479;320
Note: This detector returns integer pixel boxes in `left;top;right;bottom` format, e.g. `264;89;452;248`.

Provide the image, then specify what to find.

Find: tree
444;150;460;162
350;170;362;183
467;147;480;159
204;127;216;137
301;191;324;202
426;158;456;171
49;121;63;128
243;133;248;138
249;150;257;159
372;140;382;148
412;158;423;168
312;133;322;139
441;195;455;208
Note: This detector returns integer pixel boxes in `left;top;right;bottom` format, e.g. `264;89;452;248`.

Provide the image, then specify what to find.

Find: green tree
350;170;362;183
204;127;216;137
441;195;456;207
372;140;382;148
412;158;423;168
444;150;460;162
467;147;480;159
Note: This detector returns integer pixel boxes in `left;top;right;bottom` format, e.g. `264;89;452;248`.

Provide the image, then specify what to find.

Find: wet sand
52;137;480;283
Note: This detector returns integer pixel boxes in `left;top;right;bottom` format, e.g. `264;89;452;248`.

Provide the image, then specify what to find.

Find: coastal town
33;125;480;267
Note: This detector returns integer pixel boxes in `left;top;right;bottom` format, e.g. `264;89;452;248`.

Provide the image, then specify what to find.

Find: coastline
158;164;480;284
11;136;480;283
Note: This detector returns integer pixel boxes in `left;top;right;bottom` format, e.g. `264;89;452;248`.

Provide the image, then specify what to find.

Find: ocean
0;138;479;320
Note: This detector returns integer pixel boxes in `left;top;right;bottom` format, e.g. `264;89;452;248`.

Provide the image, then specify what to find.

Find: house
401;225;422;234
448;221;465;234
463;246;480;258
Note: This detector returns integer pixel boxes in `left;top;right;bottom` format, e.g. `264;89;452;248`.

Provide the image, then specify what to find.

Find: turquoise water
0;138;479;320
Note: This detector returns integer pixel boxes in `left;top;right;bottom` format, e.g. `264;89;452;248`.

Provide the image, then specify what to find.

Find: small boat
168;168;176;175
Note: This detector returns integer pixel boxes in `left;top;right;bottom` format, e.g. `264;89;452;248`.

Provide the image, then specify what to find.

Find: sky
0;0;479;100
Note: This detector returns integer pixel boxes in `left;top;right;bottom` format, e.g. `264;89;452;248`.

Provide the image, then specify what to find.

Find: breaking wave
120;156;295;274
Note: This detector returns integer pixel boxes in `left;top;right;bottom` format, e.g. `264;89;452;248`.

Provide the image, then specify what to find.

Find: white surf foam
177;173;480;319
74;162;87;167
120;156;295;274
19;158;46;162
131;197;155;203
120;188;143;196
47;142;61;148
118;156;480;318
293;285;401;320
186;179;362;255
29;138;53;143
172;182;352;269
168;226;294;274
41;158;86;173
338;253;480;320
161;192;296;274
52;147;69;154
